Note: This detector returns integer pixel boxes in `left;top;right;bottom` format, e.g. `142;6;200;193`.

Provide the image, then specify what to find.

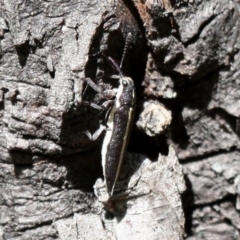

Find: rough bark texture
0;0;239;239
133;0;240;239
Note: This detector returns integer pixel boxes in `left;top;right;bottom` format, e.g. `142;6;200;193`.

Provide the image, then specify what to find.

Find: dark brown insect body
102;76;135;196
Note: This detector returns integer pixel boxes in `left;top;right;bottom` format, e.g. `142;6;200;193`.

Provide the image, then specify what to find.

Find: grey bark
134;0;240;238
0;0;239;239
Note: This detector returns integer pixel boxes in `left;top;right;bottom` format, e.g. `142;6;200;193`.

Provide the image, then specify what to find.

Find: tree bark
0;0;239;239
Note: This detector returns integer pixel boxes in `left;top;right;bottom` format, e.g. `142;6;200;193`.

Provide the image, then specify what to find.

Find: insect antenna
120;32;132;69
106;56;123;78
102;32;132;78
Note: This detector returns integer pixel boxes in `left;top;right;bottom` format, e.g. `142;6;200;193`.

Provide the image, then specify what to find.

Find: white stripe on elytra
101;82;123;180
110;78;135;195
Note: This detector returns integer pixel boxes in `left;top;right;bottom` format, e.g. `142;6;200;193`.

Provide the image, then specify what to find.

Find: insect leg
85;124;107;141
84;77;102;93
82;99;114;111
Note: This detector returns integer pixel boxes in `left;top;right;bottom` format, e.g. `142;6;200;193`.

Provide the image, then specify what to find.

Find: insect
84;40;135;197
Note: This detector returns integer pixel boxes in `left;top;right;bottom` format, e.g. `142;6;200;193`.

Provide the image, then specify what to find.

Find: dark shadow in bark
128;130;169;160
57;146;103;193
169;68;221;149
181;175;194;236
10;151;34;165
15;41;36;67
0;88;8;111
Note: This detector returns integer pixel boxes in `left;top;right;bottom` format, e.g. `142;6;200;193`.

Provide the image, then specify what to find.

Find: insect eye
122;80;129;87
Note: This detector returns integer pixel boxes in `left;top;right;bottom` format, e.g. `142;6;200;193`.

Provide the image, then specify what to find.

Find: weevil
83;42;135;197
101;57;135;197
